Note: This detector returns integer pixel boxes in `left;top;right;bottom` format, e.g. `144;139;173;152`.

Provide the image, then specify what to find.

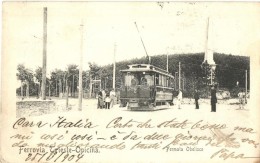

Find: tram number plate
129;103;139;107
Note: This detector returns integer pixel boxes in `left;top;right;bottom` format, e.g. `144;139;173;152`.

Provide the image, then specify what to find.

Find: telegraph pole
89;73;92;98
72;75;75;97
49;81;51;99
167;54;169;72
78;22;84;111
245;70;247;103
41;7;47;100
113;43;116;89
179;62;181;91
183;73;185;91
175;72;177;90
66;78;69;108
210;68;213;85
166;47;169;72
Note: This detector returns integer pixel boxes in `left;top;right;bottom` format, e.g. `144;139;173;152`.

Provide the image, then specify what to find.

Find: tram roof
120;64;174;78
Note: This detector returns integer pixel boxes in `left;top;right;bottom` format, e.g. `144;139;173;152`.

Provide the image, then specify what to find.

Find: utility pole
210;68;213;85
245;70;247;104
183;73;185;91
175;72;178;90
38;83;41;98
179;62;181;91
66;78;69;108
49;81;51;99
167;54;169;72
113;43;116;89
41;7;47;100
55;80;57;96
72;75;74;97
78;22;84;110
104;77;107;90
89;73;92;98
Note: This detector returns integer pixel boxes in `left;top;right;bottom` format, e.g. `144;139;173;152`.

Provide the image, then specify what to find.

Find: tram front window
131;76;138;86
124;72;153;86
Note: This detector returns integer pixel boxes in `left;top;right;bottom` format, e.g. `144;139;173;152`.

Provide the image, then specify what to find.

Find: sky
3;2;260;73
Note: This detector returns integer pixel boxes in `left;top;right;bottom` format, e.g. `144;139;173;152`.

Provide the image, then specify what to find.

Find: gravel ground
16;97;249;117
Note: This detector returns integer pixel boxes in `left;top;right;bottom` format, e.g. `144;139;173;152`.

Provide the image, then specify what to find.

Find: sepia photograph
1;1;260;163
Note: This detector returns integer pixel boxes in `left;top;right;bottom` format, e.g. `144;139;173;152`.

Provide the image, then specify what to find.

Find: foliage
17;64;33;82
94;53;249;97
16;64;34;96
34;67;42;83
16;53;250;98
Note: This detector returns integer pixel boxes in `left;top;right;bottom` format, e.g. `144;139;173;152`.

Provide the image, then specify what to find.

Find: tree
51;69;65;98
50;69;65;97
35;67;42;97
17;64;33;98
67;64;79;97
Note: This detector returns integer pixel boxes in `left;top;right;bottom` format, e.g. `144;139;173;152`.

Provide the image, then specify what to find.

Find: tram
120;64;175;111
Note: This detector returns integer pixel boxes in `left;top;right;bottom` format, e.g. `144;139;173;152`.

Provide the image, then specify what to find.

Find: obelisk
203;17;216;85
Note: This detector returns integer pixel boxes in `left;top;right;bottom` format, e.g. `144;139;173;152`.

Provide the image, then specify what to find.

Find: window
162;75;167;87
155;73;159;85
125;73;134;86
124;72;154;86
145;74;154;86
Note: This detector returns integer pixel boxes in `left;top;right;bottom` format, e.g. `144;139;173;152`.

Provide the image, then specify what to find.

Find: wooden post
55;80;57;96
182;73;185;91
175;72;177;90
72;75;75;97
41;7;47;100
179;62;181;91
66;79;69;108
49;82;51;99
166;54;169;72
78;22;84;110
59;79;62;98
210;68;213;85
113;43;116;89
39;83;41;98
89;74;92;98
245;70;247;103
105;77;107;90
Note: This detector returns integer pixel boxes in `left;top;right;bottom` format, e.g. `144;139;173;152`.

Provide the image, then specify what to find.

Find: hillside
99;53;249;97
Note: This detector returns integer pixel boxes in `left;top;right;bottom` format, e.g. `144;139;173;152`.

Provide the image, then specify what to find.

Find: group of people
99;85;244;111
97;89;116;109
176;85;218;112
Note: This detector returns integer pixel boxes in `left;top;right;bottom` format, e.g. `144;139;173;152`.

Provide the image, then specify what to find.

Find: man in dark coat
211;85;217;112
194;89;199;109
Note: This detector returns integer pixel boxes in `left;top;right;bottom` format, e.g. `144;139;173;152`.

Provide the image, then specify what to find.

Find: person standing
238;91;245;109
102;89;106;107
177;90;183;109
211;85;217;112
194;89;199;109
110;89;116;108
105;90;111;109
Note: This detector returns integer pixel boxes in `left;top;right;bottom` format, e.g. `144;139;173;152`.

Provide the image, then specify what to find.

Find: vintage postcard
1;1;260;163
